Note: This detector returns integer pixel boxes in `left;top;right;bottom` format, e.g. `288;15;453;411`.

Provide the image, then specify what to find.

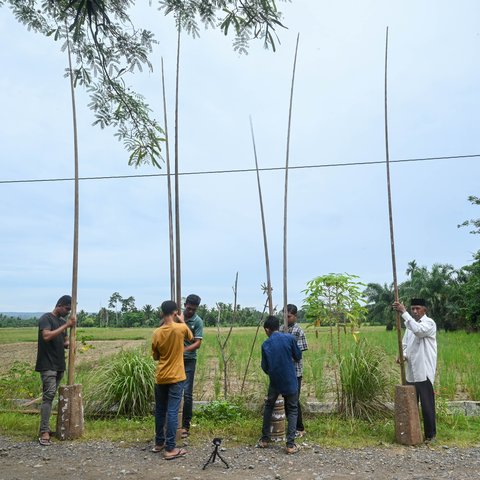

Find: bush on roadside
84;349;155;418
195;400;245;423
338;339;393;421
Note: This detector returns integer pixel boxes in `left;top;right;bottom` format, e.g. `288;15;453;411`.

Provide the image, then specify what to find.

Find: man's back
152;323;192;384
261;332;301;396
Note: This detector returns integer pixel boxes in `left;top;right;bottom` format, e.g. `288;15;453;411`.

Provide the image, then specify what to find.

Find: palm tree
363;282;395;328
142;304;154;326
405;260;418;278
400;262;460;329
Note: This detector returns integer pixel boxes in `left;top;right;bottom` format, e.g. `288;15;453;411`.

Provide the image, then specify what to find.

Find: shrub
84;349;155;418
338;339;393;420
196;400;244;423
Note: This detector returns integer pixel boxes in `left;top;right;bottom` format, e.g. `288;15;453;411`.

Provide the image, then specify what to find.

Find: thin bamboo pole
161;57;176;300
384;27;406;385
66;30;79;386
282;34;300;331
249;116;273;315
174;28;182;308
240;297;269;394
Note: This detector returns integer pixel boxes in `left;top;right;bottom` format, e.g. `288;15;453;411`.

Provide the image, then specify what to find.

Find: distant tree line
73;292;296;329
0;293;305;329
0;314;37;327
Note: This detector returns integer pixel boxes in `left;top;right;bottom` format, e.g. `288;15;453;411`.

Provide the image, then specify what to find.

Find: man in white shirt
393;298;437;443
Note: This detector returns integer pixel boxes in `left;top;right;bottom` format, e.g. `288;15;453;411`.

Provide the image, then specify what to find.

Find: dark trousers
408;379;436;439
284;376;304;431
39;370;64;434
182;358;196;430
261;384;298;447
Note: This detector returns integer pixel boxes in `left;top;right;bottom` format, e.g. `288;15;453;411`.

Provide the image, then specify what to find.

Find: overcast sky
1;1;479;313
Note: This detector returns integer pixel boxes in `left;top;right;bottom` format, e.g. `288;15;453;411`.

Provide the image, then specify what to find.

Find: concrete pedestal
270;397;285;442
56;384;84;440
394;384;423;445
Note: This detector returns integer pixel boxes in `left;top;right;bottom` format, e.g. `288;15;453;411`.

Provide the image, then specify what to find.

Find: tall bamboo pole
161;57;176;300
282;34;300;331
384;27;406;385
249;116;273;315
174;28;182;308
66;30;79;386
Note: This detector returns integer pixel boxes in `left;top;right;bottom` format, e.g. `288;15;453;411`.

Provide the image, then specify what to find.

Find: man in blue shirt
258;315;302;454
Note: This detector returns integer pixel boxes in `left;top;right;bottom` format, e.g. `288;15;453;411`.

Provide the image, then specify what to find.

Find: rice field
0;325;479;403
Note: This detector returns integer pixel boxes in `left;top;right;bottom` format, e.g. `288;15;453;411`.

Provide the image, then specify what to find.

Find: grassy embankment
1;326;479;446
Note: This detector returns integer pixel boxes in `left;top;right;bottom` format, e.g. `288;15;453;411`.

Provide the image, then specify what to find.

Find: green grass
0;327;151;344
2;410;480;447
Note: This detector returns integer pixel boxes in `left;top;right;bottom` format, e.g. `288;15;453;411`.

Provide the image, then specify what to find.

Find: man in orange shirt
151;300;193;460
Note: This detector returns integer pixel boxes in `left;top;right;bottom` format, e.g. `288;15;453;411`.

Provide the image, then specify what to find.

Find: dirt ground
0;340;145;373
1;434;480;480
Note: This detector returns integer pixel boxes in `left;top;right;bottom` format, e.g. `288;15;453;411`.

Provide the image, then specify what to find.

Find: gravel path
1;435;480;480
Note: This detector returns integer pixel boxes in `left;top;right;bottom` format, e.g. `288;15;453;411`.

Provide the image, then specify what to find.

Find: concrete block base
56;384;84;440
394;384;423;445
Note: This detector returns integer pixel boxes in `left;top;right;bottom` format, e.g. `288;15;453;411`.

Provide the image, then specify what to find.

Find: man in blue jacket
258;315;302;454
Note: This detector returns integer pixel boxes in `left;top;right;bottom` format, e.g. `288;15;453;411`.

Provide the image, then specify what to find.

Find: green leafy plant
303;273;368;407
303;273;367;332
338;339;393;420
196;400;244;423
84;349;155;418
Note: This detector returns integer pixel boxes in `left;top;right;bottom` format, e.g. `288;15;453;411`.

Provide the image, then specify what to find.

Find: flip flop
256;439;269;448
38;437;51;446
151;444;165;453
180;429;189;439
286;444;299;455
164;448;187;460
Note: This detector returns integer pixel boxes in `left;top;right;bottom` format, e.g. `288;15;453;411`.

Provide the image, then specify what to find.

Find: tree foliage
363;282;395;329
400;262;461;330
365;254;480;332
2;0;288;166
460;251;480;329
303;273;367;328
458;195;480;234
5;0;163;167
159;0;287;53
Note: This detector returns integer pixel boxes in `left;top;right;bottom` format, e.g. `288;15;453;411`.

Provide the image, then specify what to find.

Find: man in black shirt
35;295;76;445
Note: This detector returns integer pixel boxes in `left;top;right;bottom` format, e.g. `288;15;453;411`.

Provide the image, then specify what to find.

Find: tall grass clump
84;349;155;418
338;339;393;420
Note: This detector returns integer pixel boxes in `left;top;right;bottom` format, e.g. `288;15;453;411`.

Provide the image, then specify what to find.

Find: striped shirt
281;323;308;378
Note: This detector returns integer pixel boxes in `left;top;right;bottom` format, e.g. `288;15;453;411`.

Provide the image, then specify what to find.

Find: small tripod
202;438;229;470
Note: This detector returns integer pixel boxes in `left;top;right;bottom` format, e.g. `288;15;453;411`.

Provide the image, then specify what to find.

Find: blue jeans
182;359;196;430
154;381;185;451
261;384;298;447
284;376;304;431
